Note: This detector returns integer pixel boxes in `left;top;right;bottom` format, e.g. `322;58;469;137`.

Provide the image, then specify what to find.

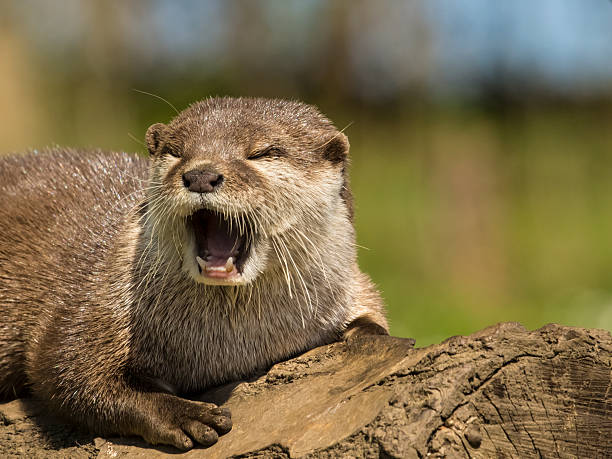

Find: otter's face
144;98;351;286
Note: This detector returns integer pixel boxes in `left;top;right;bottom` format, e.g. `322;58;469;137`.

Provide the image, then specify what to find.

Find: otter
0;97;388;450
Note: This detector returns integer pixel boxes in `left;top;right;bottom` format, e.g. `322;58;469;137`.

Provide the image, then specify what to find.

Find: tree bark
1;322;610;458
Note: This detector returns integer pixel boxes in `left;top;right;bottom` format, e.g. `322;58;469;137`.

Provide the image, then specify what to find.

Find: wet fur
0;97;387;447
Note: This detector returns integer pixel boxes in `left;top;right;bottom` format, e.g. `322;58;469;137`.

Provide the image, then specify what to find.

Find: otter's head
143;97;352;286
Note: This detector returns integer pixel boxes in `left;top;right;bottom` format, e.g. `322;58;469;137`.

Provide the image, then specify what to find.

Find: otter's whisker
292;228;337;307
277;234;313;320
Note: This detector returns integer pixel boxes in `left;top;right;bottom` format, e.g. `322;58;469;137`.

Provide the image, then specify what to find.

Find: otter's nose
182;169;224;193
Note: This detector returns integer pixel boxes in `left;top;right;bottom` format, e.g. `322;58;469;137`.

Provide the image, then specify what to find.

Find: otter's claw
137;394;232;450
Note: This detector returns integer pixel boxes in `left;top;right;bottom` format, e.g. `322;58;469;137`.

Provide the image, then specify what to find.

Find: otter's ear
145;123;166;156
323;132;354;221
323;132;349;164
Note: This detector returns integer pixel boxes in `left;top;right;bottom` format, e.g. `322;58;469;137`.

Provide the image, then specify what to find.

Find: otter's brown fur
0;97;387;450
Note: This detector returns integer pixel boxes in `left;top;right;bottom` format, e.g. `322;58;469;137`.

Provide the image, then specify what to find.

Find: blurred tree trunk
318;1;353;103
0;10;46;152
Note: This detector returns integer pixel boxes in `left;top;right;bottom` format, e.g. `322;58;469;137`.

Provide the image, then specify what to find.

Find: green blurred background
2;1;612;345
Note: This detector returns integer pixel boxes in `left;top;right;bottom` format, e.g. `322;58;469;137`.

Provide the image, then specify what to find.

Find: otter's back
0;148;149;262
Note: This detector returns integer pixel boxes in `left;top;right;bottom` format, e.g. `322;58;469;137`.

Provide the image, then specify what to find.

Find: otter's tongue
203;215;239;263
192;210;244;277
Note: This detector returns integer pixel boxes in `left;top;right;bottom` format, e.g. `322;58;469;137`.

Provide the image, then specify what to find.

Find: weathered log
1;322;610;458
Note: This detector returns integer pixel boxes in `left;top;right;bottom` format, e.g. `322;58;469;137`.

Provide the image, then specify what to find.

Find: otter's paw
343;316;389;340
138;394;232;450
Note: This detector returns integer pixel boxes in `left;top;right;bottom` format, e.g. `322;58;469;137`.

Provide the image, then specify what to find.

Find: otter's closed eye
248;146;284;160
162;145;181;158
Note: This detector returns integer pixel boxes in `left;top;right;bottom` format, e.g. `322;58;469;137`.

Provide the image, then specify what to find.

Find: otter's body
0;97;387;449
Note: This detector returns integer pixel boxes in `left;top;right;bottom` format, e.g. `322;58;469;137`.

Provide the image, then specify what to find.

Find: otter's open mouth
189;209;251;282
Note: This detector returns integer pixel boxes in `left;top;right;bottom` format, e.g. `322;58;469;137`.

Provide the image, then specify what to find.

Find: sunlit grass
350;109;612;346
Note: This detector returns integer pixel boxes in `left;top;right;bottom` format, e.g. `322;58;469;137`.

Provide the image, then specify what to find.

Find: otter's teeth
196;256;207;272
196;255;236;274
225;257;235;273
